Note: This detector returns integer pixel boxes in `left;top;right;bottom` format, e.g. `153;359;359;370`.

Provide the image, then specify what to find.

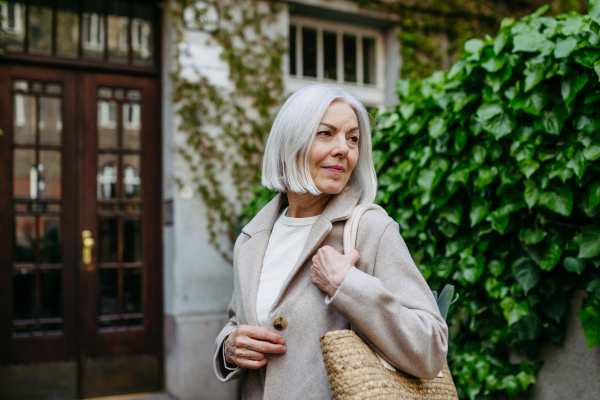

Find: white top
255;207;320;328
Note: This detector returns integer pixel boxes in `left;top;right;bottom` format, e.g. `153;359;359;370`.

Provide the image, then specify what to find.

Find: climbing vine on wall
169;0;286;260
356;0;589;79
371;4;600;398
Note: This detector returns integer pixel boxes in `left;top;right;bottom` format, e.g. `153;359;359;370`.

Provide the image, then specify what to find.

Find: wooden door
0;65;162;399
78;72;162;398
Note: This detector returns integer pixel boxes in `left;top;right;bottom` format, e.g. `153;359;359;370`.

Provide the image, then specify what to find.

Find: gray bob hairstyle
261;83;378;204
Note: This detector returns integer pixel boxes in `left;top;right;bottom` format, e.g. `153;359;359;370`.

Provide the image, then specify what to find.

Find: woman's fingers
241;337;287;355
236;357;268;369
233;348;268;361
226;325;287;370
242;325;285;344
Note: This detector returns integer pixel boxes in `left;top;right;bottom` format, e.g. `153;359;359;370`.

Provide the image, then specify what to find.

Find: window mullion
317;26;323;80
336;29;343;83
356;33;363;86
296;23;302;78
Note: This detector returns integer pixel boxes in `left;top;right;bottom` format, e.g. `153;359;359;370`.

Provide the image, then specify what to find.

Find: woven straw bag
319;203;458;400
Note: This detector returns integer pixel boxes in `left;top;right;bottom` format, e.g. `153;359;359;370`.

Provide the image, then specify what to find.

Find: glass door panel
79;72;160;398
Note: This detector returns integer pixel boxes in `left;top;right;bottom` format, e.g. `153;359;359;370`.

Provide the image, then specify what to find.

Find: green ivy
370;3;600;399
170;0;286;260
356;0;589;80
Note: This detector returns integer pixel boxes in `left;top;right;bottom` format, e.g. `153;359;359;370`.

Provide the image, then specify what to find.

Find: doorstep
86;392;174;400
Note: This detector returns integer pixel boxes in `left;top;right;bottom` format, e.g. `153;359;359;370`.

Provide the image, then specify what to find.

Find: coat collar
241;188;360;237
237;189;360;325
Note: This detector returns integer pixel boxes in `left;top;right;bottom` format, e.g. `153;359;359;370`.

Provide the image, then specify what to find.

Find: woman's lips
323;166;345;174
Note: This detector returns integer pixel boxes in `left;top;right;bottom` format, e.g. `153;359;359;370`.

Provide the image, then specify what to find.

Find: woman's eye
349;136;359;143
317;131;331;136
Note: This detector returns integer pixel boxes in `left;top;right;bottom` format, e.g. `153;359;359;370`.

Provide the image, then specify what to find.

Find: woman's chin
315;181;346;195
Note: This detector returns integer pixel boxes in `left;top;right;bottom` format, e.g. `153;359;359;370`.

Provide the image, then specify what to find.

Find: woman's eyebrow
319;122;338;131
319;122;360;134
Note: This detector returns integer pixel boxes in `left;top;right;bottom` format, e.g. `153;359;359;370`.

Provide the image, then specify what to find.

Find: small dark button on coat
273;317;287;330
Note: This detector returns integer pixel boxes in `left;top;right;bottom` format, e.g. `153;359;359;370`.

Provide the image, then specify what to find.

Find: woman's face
309;101;360;195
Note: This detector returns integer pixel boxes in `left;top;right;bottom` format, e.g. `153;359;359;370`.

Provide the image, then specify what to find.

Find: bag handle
342;203;396;371
343;203;387;255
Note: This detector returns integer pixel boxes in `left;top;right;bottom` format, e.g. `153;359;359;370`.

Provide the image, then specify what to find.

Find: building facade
0;1;400;399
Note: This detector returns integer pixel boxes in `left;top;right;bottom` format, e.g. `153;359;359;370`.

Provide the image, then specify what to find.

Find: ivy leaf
512;257;540;293
518;160;540;179
494;32;508;55
564;257;587;274
540;242;562;271
578;297;600;349
516;371;536;391
476;103;503;121
554;37;578;58
566;152;587;179
561;72;589;106
512;312;543;341
590;0;600;25
482;109;516;139
465;38;485;61
534;107;567;135
579;225;600;258
524;180;541;208
489;259;505;277
439;202;463;225
452;91;477;113
470;145;487;168
540;292;567;322
428;116;447;139
454;129;467;152
501;296;530;326
477;166;498;188
539;186;573;216
400;103;416;120
518;228;547;246
461;253;486;284
523;61;547;92
486;209;510;234
470;197;491;227
482;54;507;73
589;182;600;209
583;143;600;161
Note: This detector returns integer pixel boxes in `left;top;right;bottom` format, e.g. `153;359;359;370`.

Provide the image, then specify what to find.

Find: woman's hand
224;325;286;369
311;246;360;297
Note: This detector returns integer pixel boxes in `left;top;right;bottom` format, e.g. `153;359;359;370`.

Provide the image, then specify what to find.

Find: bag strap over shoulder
343;203;387;255
342;203;396;371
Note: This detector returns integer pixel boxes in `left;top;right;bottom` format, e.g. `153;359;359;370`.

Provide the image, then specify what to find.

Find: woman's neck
285;192;332;218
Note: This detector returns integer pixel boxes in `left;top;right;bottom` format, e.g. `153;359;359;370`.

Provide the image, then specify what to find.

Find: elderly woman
213;84;448;399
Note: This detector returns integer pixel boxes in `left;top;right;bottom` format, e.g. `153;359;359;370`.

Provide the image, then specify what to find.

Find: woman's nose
331;134;349;157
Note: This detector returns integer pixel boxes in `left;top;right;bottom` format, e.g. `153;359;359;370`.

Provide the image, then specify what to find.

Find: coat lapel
269;189;360;312
236;189;361;324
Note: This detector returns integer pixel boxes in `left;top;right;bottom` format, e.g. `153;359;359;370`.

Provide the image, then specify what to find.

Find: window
0;0;156;67
288;17;382;87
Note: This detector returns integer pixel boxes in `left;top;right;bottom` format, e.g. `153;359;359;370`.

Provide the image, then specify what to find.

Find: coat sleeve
326;219;449;380
213;234;249;382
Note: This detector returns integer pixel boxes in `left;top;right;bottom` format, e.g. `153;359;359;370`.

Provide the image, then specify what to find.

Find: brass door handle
82;230;95;265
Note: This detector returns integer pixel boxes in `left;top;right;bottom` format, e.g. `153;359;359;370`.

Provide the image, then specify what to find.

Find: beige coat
213;189;449;399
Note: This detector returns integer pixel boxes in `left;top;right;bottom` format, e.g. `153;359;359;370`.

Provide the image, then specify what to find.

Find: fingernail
280;338;284;344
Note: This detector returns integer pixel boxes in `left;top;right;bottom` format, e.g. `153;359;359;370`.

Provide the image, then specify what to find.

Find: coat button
273;317;287;330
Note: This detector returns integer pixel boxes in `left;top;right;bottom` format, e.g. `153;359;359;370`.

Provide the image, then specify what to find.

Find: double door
0;65;162;399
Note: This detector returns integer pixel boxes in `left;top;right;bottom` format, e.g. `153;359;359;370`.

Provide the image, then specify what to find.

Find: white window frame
286;16;386;106
123;103;141;130
82;13;105;51
1;3;23;35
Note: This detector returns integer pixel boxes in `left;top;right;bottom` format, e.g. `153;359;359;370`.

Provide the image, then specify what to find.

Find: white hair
261;83;378;204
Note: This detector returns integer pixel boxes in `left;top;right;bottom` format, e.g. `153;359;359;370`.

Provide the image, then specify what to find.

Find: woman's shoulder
357;208;397;237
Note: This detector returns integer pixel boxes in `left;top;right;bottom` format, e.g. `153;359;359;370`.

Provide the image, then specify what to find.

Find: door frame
79;72;162;358
0;64;164;397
